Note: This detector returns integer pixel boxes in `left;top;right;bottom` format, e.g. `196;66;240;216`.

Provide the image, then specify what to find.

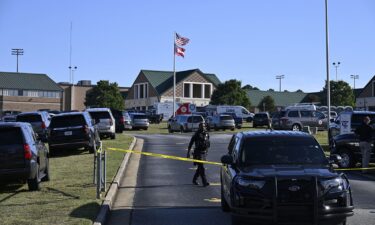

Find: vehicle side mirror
329;154;342;165
335;120;340;124
221;155;234;165
330;118;335;123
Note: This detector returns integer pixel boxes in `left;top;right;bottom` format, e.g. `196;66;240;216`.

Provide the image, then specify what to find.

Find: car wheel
168;126;173;133
111;134;116;139
231;128;235;131
338;150;355;168
28;164;40;191
41;158;50;182
221;184;230;212
253;124;257;128
180;126;184;133
292;124;301;131
214;125;219;131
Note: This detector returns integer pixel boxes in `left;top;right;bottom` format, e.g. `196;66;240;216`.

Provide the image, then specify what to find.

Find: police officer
355;116;373;173
187;122;210;187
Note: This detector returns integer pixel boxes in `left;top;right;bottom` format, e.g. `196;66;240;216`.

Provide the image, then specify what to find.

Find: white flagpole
173;32;176;117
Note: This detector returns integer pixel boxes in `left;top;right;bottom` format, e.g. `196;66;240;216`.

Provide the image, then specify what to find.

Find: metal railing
93;141;106;199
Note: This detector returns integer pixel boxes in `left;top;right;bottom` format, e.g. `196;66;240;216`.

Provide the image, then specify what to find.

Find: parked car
279;109;327;131
329;111;375;168
48;112;99;153
86;108;116;139
16;111;50;141
168;114;204;133
209;114;235;131
146;111;163;124
271;110;287;130
252;112;270;128
129;113;150;130
220;131;354;225
0;122;49;191
1;115;17;122
112;110;133;132
224;112;243;129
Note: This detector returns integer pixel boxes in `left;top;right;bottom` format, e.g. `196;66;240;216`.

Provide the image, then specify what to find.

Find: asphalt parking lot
107;133;375;225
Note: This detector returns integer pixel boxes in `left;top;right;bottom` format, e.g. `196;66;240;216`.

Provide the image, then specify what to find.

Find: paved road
107;133;375;225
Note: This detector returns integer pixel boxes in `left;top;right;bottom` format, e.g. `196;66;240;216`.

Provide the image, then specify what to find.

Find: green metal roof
247;90;308;107
0;72;63;91
141;69;221;95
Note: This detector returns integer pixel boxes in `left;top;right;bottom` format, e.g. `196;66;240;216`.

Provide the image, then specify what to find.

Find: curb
93;136;137;225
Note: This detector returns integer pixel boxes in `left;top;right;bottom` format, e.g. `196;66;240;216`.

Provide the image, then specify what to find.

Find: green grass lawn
0;134;133;225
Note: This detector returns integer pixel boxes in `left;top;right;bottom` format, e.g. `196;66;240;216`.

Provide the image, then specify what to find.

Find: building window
193;84;202;98
3;89;19;96
134;83;149;99
184;83;190;98
204;84;211;99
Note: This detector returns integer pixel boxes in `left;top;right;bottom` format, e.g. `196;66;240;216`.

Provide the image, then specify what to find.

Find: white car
86;108;116;139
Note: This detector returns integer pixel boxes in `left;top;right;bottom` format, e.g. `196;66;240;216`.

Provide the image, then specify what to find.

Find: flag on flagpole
174;44;185;57
175;33;190;46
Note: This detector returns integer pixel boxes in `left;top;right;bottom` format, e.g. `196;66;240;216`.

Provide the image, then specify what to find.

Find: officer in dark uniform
187;122;210;187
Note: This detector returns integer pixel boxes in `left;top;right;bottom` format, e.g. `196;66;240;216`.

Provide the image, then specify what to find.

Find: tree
321;80;355;106
295;89;304;93
242;84;260;90
210;79;251;108
85;80;125;110
258;95;276;112
304;94;321;103
268;88;275;92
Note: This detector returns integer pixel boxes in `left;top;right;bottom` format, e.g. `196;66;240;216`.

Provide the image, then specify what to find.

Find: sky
0;0;375;93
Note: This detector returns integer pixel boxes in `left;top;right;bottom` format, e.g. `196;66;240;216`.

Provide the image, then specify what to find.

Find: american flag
175;44;185;57
175;33;190;46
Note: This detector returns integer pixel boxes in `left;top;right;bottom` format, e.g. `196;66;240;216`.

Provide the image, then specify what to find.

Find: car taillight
41;122;46;129
24;144;32;160
83;125;89;134
120;116;124;124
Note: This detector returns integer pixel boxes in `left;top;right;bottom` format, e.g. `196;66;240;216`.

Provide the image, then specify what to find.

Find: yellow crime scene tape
106;147;375;172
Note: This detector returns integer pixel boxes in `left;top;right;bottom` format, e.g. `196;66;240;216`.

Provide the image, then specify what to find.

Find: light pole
276;75;285;92
69;66;77;111
325;0;331;132
350;74;359;90
11;48;24;73
332;61;340;81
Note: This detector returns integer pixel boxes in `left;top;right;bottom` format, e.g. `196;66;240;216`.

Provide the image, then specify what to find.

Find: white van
216;105;253;120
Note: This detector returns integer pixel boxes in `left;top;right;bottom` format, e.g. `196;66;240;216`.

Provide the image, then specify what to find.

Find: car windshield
0;127;23;145
240;136;328;166
255;114;267;118
50;115;86;128
220;115;233;120
88;111;110;119
17;114;42;122
133;114;147;119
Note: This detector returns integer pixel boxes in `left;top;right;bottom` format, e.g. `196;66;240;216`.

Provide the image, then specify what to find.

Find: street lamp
350;74;359;90
11;48;24;73
332;61;340;81
276;75;285;92
69;66;77;111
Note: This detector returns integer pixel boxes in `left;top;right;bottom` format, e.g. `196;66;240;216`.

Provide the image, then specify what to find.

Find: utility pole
350;75;359;90
276;75;285;92
11;48;24;73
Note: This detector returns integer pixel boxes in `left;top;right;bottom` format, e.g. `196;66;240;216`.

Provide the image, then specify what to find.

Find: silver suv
280;110;327;131
207;114;235;131
168;115;204;133
86;108;116;139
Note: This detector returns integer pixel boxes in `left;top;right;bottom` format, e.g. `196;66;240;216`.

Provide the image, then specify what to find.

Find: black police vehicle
221;131;354;225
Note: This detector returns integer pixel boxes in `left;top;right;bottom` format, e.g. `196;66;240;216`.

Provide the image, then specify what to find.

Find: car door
222;134;240;204
28;126;46;171
300;110;313;127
